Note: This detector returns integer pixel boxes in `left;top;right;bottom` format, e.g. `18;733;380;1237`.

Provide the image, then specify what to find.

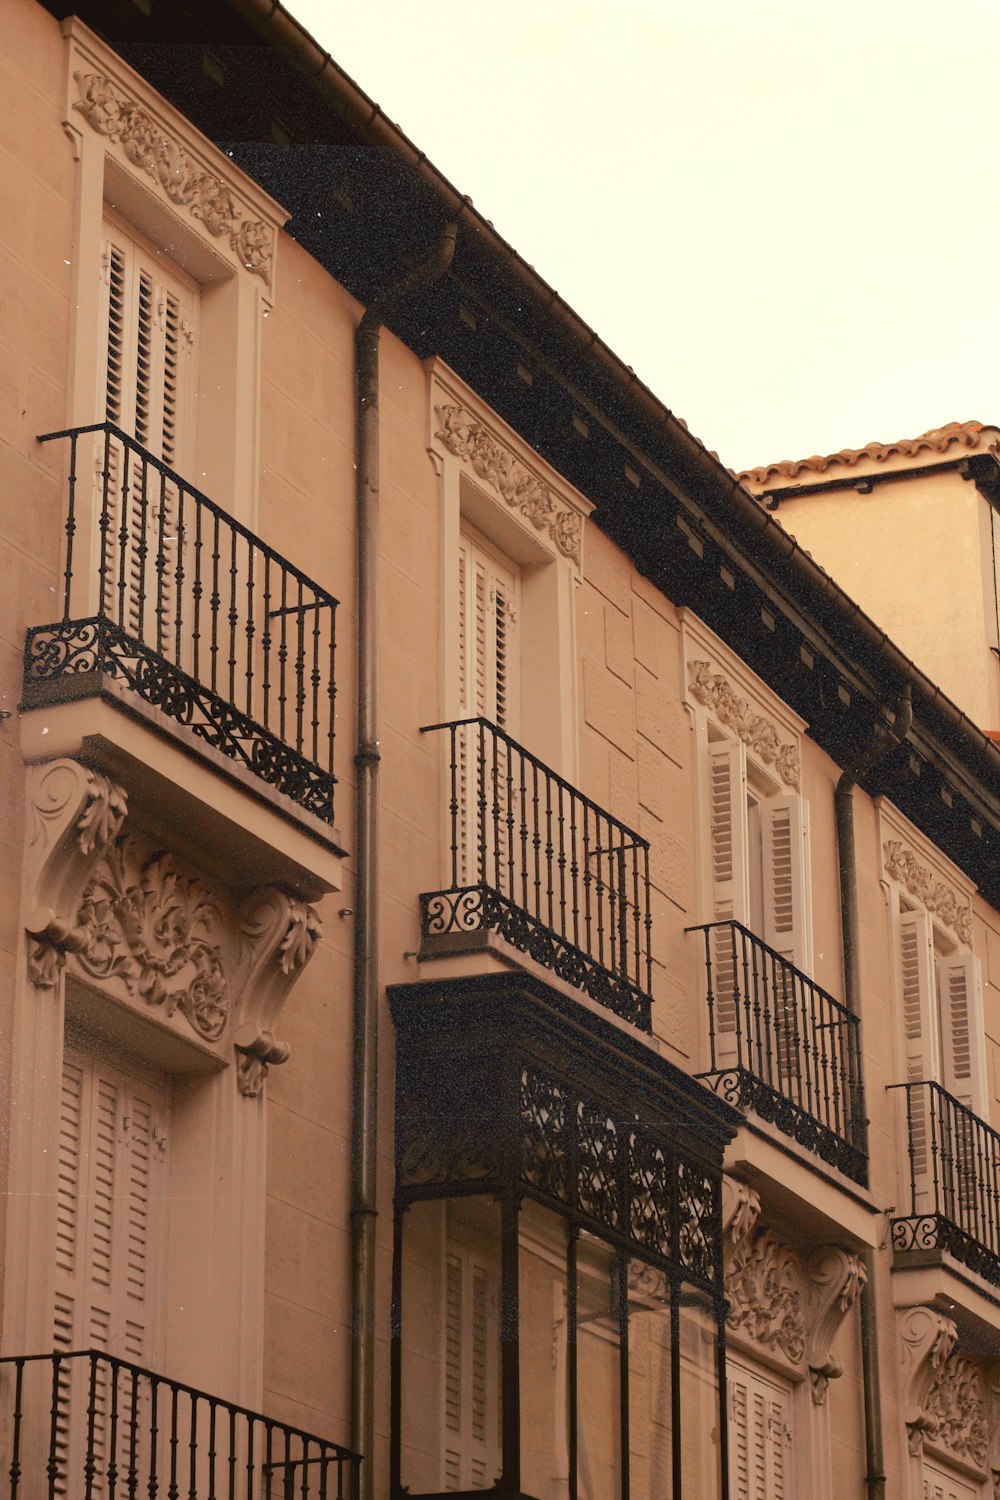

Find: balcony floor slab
19;686;345;899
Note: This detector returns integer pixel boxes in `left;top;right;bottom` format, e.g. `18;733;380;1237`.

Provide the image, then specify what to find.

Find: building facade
2;3;1000;1499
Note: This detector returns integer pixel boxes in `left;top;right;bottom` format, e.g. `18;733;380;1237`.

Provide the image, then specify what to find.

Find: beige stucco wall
2;2;1000;1497
764;470;1000;733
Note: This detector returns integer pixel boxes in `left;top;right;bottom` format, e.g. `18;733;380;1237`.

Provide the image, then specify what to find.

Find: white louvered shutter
727;1362;790;1500
52;1050;167;1493
761;795;810;1086
96;223;196;643
706;739;749;1067
938;952;987;1116
898;909;938;1208
442;1243;501;1492
456;531;519;890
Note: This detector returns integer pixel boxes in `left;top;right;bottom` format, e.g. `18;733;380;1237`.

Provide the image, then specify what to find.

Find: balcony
687;919;866;1185
890;1079;1000;1292
0;1349;360;1498
26;424;337;823
419;718;653;1031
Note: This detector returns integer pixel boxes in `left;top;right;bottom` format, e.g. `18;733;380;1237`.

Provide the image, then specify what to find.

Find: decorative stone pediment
24;758;321;1095
898;1305;960;1458
435;403;582;563
882;841;973;944
687;660;800;786
72;71;274;285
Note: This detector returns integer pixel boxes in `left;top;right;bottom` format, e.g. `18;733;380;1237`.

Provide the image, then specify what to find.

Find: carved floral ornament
897;1306;1000;1471
23;759;320;1096
720;1178;864;1404
687;660;801;787
883;840;974;944
435;403;583;563
73;73;273;285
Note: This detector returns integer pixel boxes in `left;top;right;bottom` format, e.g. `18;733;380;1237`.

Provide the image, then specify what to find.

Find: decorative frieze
883;841;973;943
435;404;582;562
924;1351;989;1468
23;758;322;1096
724;1219;806;1366
73;835;230;1041
687;660;800;786
73;72;273;285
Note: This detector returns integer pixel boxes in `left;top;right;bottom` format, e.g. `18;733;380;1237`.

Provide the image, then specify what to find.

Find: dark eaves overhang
44;0;1000;902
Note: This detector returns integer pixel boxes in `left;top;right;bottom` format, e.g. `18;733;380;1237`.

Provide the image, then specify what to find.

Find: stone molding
73;71;274;284
803;1245;867;1405
687;660;800;786
883;840;973;944
898;1305;960;1458
23;759;321;1095
435;403;582;563
725;1223;807;1365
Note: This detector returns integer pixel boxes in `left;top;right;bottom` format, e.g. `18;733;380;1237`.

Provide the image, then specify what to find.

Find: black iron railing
27;424;337;821
0;1349;360;1498
890;1079;1000;1289
420;718;653;1031
688;919;866;1183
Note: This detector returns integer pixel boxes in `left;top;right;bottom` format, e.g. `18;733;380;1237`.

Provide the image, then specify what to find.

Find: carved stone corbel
231;889;321;1096
721;1175;761;1263
24;760;128;987
898;1305;959;1457
804;1246;867;1404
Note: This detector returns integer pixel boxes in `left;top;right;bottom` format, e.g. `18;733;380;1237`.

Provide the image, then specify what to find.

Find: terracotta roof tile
738;420;997;486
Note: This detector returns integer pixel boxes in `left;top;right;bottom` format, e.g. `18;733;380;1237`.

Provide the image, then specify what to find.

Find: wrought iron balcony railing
0;1349;360;1498
27;424;337;821
420;718;653;1031
890;1079;1000;1290
687;919;866;1184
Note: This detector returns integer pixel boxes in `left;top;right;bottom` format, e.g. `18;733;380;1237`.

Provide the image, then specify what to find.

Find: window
457;524;519;734
898;906;986;1116
921;1458;981;1500
99;215;198;470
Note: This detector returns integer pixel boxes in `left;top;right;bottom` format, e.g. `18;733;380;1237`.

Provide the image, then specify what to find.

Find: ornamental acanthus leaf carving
924;1351;989;1469
688;660;800;786
725;1225;806;1365
883;841;973;944
73;834;229;1041
435;404;582;562
73;73;273;285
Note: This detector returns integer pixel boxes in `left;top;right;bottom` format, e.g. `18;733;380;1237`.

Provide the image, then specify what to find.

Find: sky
290;0;1000;475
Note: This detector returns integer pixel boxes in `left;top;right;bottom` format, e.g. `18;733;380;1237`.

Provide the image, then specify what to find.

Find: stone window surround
60;17;288;529
427;358;592;797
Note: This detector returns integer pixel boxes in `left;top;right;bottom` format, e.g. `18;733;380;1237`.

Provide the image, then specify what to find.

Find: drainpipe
834;683;912;1500
351;222;458;1497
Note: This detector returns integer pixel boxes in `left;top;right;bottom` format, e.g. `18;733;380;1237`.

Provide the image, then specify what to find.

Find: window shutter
938;952;987;1117
761;794;809;972
706;739;749;1066
898;909;937;1205
727;1362;790;1500
442;1243;501;1492
455;532;519;890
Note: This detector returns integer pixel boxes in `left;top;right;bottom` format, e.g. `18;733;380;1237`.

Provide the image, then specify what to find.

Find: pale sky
290;0;1000;474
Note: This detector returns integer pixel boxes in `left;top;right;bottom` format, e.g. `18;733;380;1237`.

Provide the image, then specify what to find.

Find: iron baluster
8;1357;25;1500
191;498;203;684
97;426;114;623
155;466;168;657
116;438;131;630
168;1383;180;1500
173;485;185;667
83;1353;98;1500
294;578;306;753
209;509;221;695
107;1358;121;1500
245;537;256;720
62;431;78;619
227;527;238;708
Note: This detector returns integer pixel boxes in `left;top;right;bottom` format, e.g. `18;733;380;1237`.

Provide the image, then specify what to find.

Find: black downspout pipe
350;222;458;1500
834;683;912;1500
